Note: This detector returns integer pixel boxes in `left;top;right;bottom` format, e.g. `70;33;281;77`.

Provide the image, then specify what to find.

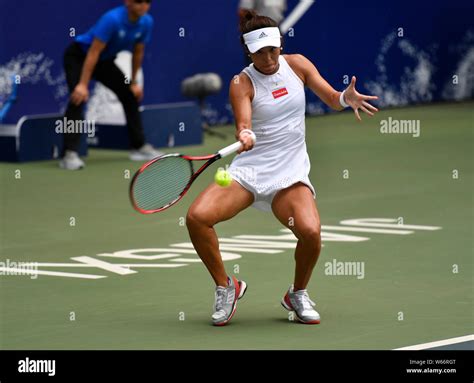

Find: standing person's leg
61;43;87;168
271;182;322;324
93;61;146;150
186;181;254;326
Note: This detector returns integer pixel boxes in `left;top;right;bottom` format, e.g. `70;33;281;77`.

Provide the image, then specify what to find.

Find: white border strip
394;335;474;350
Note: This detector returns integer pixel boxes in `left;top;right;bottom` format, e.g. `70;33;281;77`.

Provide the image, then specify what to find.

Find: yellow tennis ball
214;168;232;187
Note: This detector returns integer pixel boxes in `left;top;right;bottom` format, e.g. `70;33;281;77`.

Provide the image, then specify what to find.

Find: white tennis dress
228;55;315;212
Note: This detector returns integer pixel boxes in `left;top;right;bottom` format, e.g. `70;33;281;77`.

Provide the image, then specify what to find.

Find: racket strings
132;156;193;211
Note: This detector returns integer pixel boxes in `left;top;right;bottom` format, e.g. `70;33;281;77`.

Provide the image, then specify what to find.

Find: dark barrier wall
1;0;472;125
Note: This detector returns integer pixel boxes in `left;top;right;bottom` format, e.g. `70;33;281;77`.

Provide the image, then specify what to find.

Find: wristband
238;129;256;143
339;90;349;108
239;129;253;137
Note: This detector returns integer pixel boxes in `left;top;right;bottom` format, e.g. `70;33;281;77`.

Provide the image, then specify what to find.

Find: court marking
0;267;106;279
0;217;443;279
394;335;474;350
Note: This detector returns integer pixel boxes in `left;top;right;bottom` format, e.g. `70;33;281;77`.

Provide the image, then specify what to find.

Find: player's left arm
130;42;145;101
285;54;379;121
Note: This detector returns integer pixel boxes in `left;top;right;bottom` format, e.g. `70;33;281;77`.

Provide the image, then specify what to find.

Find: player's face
250;46;281;75
126;0;151;18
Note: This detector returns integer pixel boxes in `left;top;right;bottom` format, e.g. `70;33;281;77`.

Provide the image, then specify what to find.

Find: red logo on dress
272;87;288;99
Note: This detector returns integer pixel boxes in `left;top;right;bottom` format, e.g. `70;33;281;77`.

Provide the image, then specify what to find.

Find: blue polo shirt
75;6;153;61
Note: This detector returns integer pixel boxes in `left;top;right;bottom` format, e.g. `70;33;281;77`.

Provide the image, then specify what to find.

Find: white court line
0;267;106;279
394;335;474;350
35;263;186;268
322;225;413;235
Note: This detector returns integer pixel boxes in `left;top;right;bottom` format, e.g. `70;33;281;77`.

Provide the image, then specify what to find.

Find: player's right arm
229;73;255;153
70;39;106;106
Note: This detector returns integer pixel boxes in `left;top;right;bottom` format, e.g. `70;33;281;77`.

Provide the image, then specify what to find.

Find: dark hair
239;10;279;51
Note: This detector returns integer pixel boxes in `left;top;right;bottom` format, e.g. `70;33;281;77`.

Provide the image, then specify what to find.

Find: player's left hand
343;76;379;121
130;83;144;102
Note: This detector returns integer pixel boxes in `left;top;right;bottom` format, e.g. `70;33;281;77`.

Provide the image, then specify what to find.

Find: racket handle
218;131;257;158
218;142;241;158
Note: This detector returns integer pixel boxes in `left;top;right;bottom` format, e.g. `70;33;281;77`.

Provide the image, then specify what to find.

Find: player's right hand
237;130;255;153
71;83;89;106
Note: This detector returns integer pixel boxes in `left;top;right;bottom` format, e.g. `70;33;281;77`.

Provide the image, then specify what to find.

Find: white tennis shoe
212;276;247;326
281;285;320;324
59;150;85;170
129;143;163;161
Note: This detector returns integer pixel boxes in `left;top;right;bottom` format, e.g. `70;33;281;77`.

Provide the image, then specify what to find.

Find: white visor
243;27;281;54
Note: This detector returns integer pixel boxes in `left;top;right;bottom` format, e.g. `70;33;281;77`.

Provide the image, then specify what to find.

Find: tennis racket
129;131;256;214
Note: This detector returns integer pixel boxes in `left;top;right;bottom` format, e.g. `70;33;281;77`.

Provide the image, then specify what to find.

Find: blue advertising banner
0;0;472;125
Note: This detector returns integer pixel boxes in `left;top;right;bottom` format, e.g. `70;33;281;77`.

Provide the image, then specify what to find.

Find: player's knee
296;224;321;247
186;206;213;228
186;208;201;228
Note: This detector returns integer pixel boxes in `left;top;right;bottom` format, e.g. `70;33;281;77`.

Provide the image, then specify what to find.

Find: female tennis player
186;10;379;326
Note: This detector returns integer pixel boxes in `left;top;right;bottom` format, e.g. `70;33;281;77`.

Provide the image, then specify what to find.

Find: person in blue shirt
60;0;161;170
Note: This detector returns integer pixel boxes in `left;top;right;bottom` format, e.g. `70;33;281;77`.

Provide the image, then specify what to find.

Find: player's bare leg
186;181;254;287
272;182;322;324
272;182;322;289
